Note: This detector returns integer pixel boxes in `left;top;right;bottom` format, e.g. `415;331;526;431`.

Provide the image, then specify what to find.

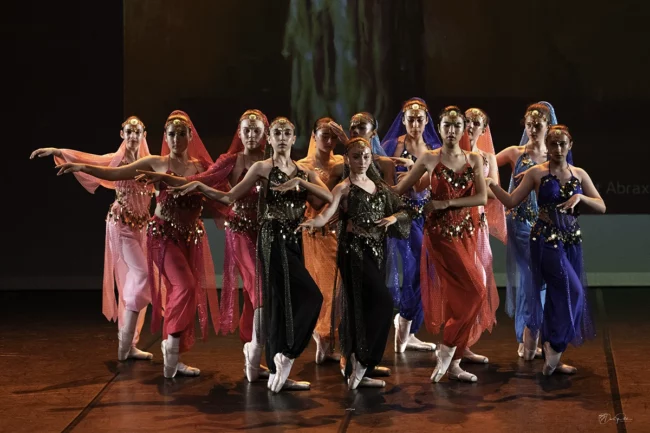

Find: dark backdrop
7;0;649;286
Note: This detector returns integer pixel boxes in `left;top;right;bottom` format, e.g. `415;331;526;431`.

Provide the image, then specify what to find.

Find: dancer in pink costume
31;116;154;362
55;111;220;378
140;109;271;382
458;108;506;364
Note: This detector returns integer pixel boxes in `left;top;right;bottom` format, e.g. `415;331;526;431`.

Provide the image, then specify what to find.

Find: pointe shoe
555;363;577;375
161;339;179;379
369;366;391;377
448;359;478;382
270;353;294;393
405;334;436;351
177;362;200;376
523;327;540;361
340;355;347;378
348;353;367;390
431;344;456;383
542;341;562;376
313;332;341;364
243;342;264;382
117;328;135;361
357;377;386;388
394;314;412;353
518;343;542;359
127;346;153;360
463;348;488;364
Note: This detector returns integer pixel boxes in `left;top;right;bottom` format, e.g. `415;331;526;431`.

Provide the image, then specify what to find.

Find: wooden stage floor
1;288;646;433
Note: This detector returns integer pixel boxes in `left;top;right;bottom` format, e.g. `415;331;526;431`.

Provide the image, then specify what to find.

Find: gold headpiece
526;109;547;122
465;108;486;123
554;129;562;136
129;118;138;126
270;117;294;130
345;137;371;151
402;99;428;113
448;110;458;118
350;113;375;127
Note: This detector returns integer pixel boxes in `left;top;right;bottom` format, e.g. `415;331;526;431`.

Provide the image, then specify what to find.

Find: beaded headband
350;112;376;128
345;137;372;151
465;108;487;124
269;116;295;130
402;99;428;113
121;116;145;129
525;109;548;123
239;109;268;128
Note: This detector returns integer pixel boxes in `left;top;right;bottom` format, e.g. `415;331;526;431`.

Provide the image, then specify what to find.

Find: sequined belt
261;218;303;244
344;232;385;264
531;219;582;247
107;204;150;230
404;197;429;217
425;211;476;241
506;204;537;225
147;215;205;245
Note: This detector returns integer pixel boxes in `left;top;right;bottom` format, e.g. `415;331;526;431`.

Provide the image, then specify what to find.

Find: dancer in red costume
55;111;220;378
393;106;487;383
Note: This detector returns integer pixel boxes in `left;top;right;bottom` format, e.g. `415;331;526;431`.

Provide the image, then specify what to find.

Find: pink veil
460;120;507;244
54;118;151;193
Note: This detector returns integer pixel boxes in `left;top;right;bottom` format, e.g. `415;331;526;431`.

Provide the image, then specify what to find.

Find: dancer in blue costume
496;102;558;360
488;125;602;375
381;97;441;353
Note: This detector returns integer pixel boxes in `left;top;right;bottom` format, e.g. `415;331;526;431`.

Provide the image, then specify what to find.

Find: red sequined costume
420;152;487;359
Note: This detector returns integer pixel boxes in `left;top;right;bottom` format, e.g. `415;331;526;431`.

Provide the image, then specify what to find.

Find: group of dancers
30;97;605;393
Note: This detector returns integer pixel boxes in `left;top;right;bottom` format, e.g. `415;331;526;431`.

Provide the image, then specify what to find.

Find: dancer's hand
296;218;321;234
55;163;84;175
391;157;414;168
272;177;303;192
375;216;397;231
424;200;450;214
557;194;581;212
168;181;202;196
30;148;61;159
135;170;166;186
485;177;496;187
514;170;528;181
328;121;348;144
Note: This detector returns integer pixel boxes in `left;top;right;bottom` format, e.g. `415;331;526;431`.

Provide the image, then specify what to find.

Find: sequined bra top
227;169;261;234
507;151;539;224
532;166;583;246
108;173;152;230
397;144;431;216
346;182;390;242
261;164;309;236
148;160;206;244
427;152;477;240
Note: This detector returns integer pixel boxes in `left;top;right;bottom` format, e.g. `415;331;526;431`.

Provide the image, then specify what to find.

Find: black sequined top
341;181;412;263
260;165;309;244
